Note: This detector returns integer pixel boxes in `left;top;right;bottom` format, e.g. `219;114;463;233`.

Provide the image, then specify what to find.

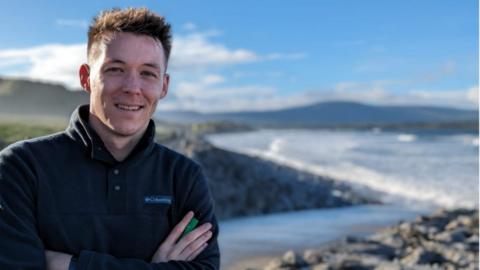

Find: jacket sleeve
75;164;220;270
0;145;46;270
76;250;217;270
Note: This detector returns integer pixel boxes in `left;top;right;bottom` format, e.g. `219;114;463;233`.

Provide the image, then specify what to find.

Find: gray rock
264;258;284;270
435;227;471;243
401;247;446;266
303;249;324;265
164;135;375;220
370;232;405;250
448;227;471;242
257;200;478;270
282;250;308;267
310;264;331;270
374;261;405;270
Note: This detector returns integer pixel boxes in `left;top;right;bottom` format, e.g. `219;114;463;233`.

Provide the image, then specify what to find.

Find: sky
0;0;478;112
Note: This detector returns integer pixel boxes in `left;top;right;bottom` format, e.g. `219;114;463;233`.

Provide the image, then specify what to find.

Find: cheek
92;78;120;102
143;84;164;102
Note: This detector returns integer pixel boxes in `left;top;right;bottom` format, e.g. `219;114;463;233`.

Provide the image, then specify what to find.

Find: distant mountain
0;78;477;127
156;101;478;127
0;78;89;119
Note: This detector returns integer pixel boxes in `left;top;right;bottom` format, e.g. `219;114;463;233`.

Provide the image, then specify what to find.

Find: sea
207;128;479;267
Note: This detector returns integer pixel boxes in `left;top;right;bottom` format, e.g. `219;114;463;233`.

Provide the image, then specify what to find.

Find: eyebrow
144;63;162;70
105;59;162;71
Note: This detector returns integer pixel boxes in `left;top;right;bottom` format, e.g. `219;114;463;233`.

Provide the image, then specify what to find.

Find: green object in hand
182;217;199;237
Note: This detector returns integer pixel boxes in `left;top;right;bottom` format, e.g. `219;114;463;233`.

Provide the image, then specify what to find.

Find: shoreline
165;132;477;269
218;204;431;269
229;208;479;270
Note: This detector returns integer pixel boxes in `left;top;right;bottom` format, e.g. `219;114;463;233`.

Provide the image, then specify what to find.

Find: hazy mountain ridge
156;101;478;128
215;102;478;125
0;78;477;127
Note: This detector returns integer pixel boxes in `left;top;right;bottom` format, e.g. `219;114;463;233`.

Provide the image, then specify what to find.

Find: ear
159;73;170;99
79;64;91;93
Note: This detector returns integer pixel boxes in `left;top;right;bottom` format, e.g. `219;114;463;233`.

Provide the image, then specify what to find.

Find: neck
88;114;148;162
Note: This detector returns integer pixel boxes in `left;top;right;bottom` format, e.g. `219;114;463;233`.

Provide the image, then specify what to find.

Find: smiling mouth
115;103;144;111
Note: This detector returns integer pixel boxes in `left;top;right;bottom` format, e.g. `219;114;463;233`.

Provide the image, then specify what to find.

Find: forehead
96;32;166;67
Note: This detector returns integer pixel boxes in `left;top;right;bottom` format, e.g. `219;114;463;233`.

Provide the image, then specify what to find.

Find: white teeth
116;104;141;111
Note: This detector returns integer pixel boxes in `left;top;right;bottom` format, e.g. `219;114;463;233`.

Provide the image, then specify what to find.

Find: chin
111;125;144;137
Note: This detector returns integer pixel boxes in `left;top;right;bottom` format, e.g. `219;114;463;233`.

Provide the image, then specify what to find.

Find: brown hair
87;7;172;67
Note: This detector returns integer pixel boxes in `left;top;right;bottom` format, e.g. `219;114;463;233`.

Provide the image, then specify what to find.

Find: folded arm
0;147;219;270
46;211;214;270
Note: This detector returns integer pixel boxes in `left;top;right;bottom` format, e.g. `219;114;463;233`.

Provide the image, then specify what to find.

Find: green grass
0;121;66;148
0;120;179;150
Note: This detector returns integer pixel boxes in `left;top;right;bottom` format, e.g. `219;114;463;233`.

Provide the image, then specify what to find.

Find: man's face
80;32;169;137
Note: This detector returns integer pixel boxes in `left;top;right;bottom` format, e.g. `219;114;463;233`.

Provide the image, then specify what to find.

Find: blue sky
0;0;477;112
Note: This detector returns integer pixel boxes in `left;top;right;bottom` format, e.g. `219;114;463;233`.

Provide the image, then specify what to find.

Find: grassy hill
0;78;89;119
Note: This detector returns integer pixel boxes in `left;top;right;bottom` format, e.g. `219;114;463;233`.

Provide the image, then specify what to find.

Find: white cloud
160;87;312;112
169;31;306;70
0;44;86;89
0;28;473;113
327;81;478;109
405;86;479;109
172;73;275;101
160;76;478;112
170;32;258;69
0;28;305;90
202;74;225;85
467;86;479;103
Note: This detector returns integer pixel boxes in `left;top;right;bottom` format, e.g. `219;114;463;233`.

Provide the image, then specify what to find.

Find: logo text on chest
144;195;172;205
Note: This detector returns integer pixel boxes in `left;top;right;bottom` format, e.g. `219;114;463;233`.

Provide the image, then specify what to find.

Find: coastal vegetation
0;120;65;149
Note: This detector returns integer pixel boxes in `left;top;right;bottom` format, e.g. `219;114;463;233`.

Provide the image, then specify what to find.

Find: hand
45;250;73;270
151;211;212;263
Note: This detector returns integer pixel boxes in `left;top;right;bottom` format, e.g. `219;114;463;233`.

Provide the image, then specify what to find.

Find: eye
104;67;123;73
141;71;158;78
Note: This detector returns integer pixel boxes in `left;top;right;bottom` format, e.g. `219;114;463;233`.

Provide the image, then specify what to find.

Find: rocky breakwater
162;134;375;220
261;208;479;270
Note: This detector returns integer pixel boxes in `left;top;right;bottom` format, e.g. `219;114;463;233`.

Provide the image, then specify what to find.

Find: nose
122;71;142;95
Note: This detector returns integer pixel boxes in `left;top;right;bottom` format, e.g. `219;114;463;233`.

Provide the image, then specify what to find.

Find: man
0;7;219;270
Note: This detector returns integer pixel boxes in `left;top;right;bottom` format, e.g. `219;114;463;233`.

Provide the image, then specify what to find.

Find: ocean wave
268;138;285;154
397;134;416;142
207;130;478;209
232;147;475;209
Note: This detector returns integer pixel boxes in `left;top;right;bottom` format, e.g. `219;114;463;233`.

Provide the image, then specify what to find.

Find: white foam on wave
397;134;416;142
268;138;285;154
207;130;478;209
241;147;473;209
473;138;479;146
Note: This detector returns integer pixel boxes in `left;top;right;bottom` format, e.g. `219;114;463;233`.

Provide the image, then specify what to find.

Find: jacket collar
66;105;156;165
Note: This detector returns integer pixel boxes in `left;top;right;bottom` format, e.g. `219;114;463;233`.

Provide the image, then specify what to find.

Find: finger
178;230;212;259
168;223;212;259
186;243;208;261
161;211;194;247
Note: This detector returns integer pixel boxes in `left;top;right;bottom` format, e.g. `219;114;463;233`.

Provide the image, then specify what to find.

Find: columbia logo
144;195;172;205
